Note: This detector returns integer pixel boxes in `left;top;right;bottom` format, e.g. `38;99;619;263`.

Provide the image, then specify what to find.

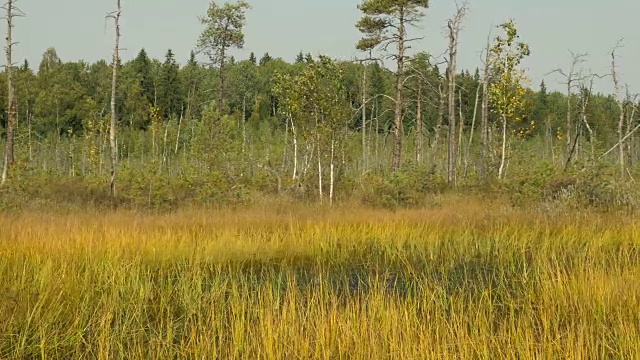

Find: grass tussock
0;200;639;359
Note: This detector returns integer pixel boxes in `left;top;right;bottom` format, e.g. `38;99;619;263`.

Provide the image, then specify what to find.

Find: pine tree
188;50;198;67
132;48;155;106
356;0;430;171
183;50;203;121
157;49;182;118
259;52;272;66
197;0;251;112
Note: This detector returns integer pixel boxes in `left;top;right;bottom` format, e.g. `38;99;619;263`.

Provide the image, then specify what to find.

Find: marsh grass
0;201;638;359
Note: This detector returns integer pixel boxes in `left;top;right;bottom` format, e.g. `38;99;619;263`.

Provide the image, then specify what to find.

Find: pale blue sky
5;0;640;93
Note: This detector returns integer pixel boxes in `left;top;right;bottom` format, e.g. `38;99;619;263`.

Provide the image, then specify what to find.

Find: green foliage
259;52;273;66
131;48;155;106
157;49;183;119
548;166;639;212
500;161;639;212
197;0;251;67
356;0;429;52
361;168;446;208
489;20;531;127
0;32;637;212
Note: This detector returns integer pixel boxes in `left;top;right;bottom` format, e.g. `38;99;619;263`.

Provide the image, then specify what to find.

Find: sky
5;0;640;94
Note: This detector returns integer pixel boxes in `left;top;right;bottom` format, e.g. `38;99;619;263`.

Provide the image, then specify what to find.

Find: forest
0;0;636;210
1;0;639;358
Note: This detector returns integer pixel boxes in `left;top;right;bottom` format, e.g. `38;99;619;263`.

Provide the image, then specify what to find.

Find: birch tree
488;20;530;179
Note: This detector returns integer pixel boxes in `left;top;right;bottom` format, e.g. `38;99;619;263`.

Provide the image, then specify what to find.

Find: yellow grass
0;200;638;359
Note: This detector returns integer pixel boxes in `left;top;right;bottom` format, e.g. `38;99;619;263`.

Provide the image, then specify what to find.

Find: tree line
0;0;638;209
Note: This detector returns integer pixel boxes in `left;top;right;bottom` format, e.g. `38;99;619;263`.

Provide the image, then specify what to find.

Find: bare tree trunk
457;90;465;166
1;0;18;185
161;118;170;170
579;84;596;160
626;101;636;168
446;44;457;181
27;104;32;161
601;123;640;159
479;37;491;182
564;120;582;172
290;114;298;181
109;0;121;197
281;111;289;173
316;133;323;204
498;115;508;179
432;84;445;165
391;10;406;172
565;82;572;155
549;52;587;156
374;100;380;170
174;106;183;155
361;63;368;172
219;44;227;112
69;137;75;177
416;83;423;163
611;44;626;179
465;82;481;176
329;137;335;207
445;2;466;185
303;142;313;179
242;95;247;155
548;115;555;163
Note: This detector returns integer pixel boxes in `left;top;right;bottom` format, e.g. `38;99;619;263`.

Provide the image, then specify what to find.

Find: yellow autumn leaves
489;20;532;137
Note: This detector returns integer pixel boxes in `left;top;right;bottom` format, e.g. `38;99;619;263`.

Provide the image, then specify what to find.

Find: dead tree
416;80;424;163
610;41;626;179
445;2;467;186
107;0;122;197
355;55;373;173
464;80;481;177
430;79;446;169
1;0;23;185
625;90;638;169
564;73;605;170
479;30;492;182
548;51;588;156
